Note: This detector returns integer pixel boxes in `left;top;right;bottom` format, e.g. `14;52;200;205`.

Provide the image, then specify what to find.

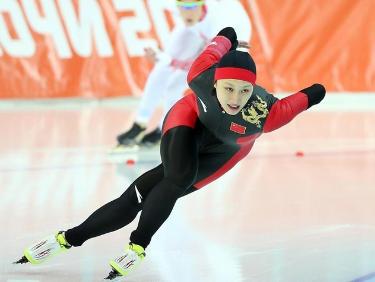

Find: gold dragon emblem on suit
241;95;269;128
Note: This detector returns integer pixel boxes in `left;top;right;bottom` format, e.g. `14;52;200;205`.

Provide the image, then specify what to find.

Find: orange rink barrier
0;95;375;281
0;0;374;99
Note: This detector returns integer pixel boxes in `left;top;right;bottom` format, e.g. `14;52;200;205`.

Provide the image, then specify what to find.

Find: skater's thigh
161;127;199;188
163;80;189;113
163;71;188;99
194;143;244;189
177;144;240;198
148;63;173;84
140;63;173;105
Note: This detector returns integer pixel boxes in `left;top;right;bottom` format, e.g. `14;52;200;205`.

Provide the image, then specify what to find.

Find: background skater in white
116;0;213;147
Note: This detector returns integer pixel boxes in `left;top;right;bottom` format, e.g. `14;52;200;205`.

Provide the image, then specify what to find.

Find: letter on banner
21;0;71;58
58;0;113;57
113;0;158;57
0;0;35;57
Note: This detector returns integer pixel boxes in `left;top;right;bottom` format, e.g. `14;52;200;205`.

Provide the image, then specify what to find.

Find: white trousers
135;62;188;129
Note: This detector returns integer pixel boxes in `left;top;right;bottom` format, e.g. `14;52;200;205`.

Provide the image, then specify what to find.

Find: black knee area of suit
164;176;197;197
164;163;198;191
301;83;326;108
119;185;144;210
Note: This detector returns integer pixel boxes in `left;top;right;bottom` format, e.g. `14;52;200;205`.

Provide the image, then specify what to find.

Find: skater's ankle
57;231;72;248
129;242;146;258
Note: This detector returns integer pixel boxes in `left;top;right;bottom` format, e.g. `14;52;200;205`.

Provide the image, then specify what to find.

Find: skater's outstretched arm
263;84;326;133
187;27;237;85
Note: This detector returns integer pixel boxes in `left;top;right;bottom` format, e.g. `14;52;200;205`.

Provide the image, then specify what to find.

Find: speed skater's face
215;79;254;115
176;0;205;27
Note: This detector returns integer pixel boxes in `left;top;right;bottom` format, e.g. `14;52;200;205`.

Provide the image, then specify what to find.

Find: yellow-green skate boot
105;243;145;280
14;231;71;265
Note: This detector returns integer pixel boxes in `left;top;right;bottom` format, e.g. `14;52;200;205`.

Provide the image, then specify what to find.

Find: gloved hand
300;84;326;108
217;27;238;50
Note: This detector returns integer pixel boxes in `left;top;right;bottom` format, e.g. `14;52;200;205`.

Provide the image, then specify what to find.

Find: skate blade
13;256;29;264
104;267;122;280
109;144;140;154
107;144;140;164
139;141;160;149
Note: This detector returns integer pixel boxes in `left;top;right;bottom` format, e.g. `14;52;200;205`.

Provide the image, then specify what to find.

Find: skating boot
14;231;71;265
116;123;146;146
138;128;161;147
105;243;145;280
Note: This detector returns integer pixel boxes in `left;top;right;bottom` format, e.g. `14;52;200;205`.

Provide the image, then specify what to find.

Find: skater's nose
228;91;241;105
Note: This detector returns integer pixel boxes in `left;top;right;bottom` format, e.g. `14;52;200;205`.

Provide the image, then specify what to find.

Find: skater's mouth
228;104;240;110
225;104;241;115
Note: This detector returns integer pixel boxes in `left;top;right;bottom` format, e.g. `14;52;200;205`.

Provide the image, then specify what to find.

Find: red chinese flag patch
230;122;246;134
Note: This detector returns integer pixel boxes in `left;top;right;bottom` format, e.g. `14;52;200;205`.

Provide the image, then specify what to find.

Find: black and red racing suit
64;34;325;249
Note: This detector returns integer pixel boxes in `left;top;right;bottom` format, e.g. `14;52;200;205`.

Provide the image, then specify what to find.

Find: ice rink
1;94;375;282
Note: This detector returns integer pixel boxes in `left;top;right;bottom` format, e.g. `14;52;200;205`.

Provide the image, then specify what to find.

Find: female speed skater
15;26;325;280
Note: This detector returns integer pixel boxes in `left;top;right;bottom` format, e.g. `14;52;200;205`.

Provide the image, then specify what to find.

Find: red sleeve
263;92;309;133
187;36;231;83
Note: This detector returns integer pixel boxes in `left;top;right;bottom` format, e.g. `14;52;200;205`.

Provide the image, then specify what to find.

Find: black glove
217;27;238;50
300;84;326;108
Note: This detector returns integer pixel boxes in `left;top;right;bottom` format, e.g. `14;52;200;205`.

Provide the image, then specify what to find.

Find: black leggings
65;126;244;248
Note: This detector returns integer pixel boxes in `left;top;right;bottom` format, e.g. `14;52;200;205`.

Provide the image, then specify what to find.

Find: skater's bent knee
164;175;197;194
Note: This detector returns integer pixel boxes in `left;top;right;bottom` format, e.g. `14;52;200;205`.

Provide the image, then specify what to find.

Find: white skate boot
105;243;145;280
14;231;71;265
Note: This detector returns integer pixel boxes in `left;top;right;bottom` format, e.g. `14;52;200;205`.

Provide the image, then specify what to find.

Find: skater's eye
241;89;250;94
225;87;233;93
